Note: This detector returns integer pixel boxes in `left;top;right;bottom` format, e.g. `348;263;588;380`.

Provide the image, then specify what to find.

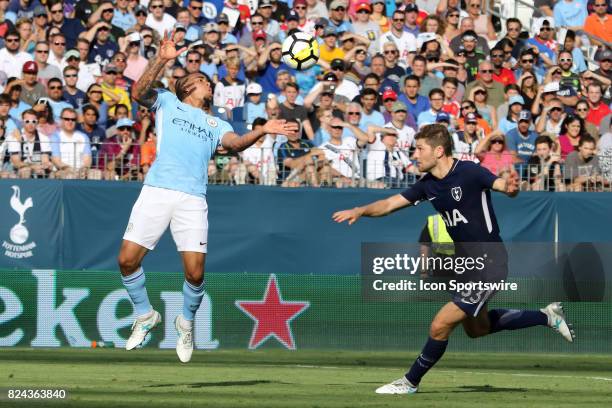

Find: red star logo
235;274;309;349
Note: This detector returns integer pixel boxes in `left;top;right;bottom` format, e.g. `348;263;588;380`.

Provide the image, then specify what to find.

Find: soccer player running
333;124;575;394
118;31;298;363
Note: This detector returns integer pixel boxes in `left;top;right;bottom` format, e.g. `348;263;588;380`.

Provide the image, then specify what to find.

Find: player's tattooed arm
333;194;411;225
222;120;300;152
134;30;187;109
132;57;166;109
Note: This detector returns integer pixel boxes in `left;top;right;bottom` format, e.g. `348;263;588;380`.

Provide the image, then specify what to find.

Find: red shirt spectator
585;83;611;126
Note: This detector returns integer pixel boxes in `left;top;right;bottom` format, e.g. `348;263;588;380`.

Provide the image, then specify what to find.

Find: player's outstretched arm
133;30;187;108
493;169;520;198
222;120;299;152
332;194;411;225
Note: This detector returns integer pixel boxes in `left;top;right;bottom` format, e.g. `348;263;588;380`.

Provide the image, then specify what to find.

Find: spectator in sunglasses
476;130;518;176
8;109;53;179
379;9;417;68
535;97;566;137
465;61;505;108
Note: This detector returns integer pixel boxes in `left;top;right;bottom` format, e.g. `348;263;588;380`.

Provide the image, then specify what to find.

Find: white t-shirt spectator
213;79;246;110
335;79;361;101
598;132;612;182
145;13;177;37
320;137;361;178
241;135;277;184
77;61;101;92
384;122;415;153
50;130;91;169
365;133;411;180
378;31;417;68
0;48;33;78
452;131;481;163
7;132;51;163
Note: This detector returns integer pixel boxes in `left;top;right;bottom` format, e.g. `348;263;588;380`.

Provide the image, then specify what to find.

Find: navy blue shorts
451;243;509;317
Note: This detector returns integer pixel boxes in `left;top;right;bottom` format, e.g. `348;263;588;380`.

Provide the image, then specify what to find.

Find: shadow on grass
146;380;293;388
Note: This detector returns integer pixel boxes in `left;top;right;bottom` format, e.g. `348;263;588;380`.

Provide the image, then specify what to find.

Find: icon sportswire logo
2;185;36;259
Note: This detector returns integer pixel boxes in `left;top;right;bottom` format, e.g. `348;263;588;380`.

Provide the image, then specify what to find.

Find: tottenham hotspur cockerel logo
451;187;462;202
2;186;37;259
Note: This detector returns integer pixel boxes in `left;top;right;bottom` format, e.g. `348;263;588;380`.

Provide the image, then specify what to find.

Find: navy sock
488;309;548;334
405;337;448;386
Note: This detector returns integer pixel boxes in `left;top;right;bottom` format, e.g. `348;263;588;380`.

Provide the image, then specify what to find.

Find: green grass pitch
2;348;611;407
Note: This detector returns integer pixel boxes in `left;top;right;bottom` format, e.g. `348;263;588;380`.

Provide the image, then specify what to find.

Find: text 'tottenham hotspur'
372;254;486;275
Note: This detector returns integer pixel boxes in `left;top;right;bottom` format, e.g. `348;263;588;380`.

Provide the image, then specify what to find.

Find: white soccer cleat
175;315;194;363
126;309;161;350
375;377;418;394
541;302;575;343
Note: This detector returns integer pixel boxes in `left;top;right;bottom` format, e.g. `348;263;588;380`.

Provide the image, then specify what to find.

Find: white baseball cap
127;32;141;43
543;82;560;94
246;83;263;95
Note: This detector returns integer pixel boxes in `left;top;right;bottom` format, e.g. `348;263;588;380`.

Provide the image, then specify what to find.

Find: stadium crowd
0;0;610;191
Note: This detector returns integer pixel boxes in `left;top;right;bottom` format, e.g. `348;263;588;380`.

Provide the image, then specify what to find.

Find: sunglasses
64;74;77;78
333;7;346;11
188;59;201;63
475;90;487;95
394;110;407;113
251;21;263;25
62;117;77;122
461;105;472;110
173;75;185;79
383;50;397;55
480;69;493;73
54;42;66;46
331;125;343;130
383;98;396;103
270;48;282;52
150;5;163;9
49;86;62;90
491;139;504;144
392;18;404;22
491;53;504;58
594;3;607;6
23;119;38;124
50;9;63;14
118;126;132;131
448;13;459;18
576;108;588;112
540;27;553;31
521;58;534;63
356;50;366;55
5;38;19;43
190;5;202;10
294;6;306;10
35;49;49;53
357;10;370;14
347;112;361;115
89;90;102;94
550;107;563;112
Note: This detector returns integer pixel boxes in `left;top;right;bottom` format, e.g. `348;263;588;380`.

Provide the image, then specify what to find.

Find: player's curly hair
415;124;453;156
175;72;212;102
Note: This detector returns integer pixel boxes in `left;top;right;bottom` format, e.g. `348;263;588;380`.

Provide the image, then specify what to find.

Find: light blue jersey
145;89;233;198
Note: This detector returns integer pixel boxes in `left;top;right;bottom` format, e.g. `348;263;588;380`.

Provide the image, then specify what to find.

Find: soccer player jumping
117;31;298;363
333;124;574;394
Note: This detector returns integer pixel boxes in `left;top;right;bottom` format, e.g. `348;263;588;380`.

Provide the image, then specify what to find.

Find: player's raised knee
429;320;451;340
117;252;140;275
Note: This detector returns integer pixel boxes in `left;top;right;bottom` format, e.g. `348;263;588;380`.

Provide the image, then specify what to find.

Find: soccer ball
281;32;320;70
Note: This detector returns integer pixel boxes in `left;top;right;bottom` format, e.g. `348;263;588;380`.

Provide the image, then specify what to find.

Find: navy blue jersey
401;160;501;243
